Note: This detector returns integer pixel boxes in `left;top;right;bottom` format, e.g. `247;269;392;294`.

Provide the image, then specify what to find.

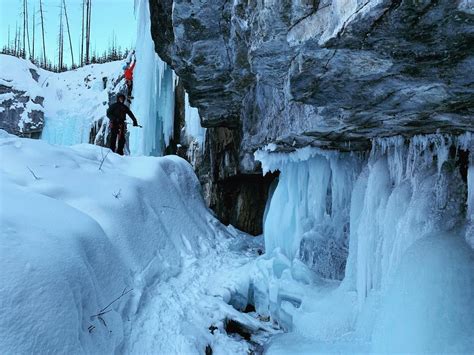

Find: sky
0;0;137;67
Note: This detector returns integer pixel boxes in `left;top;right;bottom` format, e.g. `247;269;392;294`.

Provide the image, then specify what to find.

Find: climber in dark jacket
106;94;140;155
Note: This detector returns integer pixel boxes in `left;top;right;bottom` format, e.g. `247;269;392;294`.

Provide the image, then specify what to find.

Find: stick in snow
98;149;110;171
112;189;121;199
90;287;133;327
27;166;40;180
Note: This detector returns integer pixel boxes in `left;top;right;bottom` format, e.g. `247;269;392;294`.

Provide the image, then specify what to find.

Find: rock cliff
150;0;473;233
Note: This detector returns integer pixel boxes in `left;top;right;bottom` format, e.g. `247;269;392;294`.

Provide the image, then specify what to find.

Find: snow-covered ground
0;131;277;354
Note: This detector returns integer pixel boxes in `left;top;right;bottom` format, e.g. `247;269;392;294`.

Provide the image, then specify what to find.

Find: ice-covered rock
148;0;474;234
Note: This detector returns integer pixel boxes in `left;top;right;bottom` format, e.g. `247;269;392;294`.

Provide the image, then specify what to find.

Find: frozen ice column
129;0;175;156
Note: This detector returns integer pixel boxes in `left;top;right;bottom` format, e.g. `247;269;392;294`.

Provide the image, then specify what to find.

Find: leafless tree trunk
23;0;26;58
32;5;35;60
25;0;31;58
85;0;92;64
58;2;64;70
63;0;74;67
81;0;85;65
7;25;11;52
39;0;46;65
14;24;18;56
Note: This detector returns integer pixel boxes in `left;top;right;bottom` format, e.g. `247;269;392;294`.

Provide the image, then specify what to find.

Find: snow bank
0;131;230;353
0;55;44;97
253;133;474;353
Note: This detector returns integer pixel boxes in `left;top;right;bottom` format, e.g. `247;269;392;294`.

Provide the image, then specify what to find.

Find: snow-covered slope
0;131;272;353
0;54;126;145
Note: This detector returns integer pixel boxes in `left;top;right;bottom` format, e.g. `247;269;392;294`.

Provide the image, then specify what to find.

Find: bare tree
15;23;20;57
39;0;46;65
25;0;32;58
80;0;85;65
62;0;74;67
85;0;92;64
58;1;64;71
22;0;26;58
31;4;35;61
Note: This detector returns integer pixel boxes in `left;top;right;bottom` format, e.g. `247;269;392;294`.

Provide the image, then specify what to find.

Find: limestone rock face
150;0;473;156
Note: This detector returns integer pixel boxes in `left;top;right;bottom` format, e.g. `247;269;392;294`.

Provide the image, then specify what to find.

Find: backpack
106;105;117;121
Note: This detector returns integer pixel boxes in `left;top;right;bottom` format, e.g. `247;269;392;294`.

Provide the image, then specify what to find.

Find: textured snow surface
0;132;273;353
254;133;474;353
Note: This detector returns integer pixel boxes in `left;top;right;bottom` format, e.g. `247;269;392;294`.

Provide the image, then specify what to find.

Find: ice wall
253;133;474;352
129;0;175;157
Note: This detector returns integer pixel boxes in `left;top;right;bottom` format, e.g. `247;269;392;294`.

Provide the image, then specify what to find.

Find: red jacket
124;61;136;80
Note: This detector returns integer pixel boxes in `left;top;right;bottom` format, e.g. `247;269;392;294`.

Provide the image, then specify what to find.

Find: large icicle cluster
129;0;175;156
262;151;363;279
250;133;474;353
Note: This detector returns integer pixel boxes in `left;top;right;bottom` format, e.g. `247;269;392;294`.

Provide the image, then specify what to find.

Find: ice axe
127;122;143;128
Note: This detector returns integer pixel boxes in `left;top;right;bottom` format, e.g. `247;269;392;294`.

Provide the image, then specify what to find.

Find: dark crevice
457;149;469;184
225;319;252;341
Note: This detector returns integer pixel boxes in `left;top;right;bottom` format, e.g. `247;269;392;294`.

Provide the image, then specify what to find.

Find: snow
0;131;275;353
254;133;474;353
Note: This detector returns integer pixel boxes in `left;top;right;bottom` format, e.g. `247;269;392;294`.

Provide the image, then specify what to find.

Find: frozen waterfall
129;0;175;156
252;133;474;353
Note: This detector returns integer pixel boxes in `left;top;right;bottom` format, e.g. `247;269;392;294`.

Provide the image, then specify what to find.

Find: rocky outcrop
0;84;44;138
150;0;473;151
149;0;474;233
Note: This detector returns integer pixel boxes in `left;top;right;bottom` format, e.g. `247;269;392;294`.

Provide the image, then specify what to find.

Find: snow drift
0;130;235;353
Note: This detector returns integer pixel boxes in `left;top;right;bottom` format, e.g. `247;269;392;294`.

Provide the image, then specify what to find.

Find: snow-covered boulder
0;56;45;137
